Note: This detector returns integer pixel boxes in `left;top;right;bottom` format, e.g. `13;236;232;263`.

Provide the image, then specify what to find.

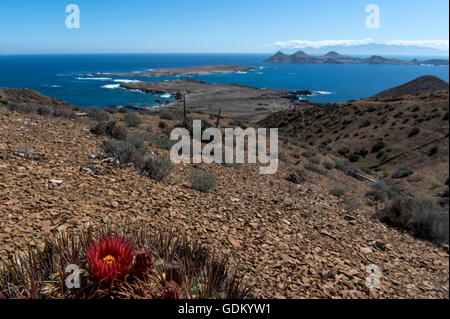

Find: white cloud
274;39;449;50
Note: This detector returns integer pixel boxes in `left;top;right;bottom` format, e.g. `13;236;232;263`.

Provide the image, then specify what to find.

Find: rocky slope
0;88;72;108
259;76;449;203
0;93;448;298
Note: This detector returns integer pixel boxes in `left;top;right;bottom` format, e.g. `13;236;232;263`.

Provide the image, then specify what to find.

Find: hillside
0;88;72;108
260;77;449;203
373;76;449;98
0;88;448;298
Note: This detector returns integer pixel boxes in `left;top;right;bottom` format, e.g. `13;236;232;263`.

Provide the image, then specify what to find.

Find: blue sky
0;0;448;54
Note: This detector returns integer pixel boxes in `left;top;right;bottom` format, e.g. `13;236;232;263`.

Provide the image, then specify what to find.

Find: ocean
0;54;448;108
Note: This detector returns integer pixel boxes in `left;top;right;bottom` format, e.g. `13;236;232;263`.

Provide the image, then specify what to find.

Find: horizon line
1;51;449;56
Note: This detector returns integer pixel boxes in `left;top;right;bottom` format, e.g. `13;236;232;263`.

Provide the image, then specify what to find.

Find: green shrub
149;135;176;150
359;120;371;128
377;197;449;244
286;169;307;184
337;147;350;156
371;140;385;153
123;113;143;127
443;111;449;121
189;169;216;192
8;103;76;119
36;105;53;116
304;164;327;176
302;151;315;159
118;107;130;113
366;180;402;202
88;107;112;122
348;153;360;163
125;134;148;156
361;167;373;175
91;120;128;140
159;110;183;121
323;162;334;170
158;121;167;129
138;154;173;181
428;146;439;156
334;160;351;174
441;187;449;198
330;188;345;197
408;128;420;137
104;105;118;114
392;168;413;179
358;148;368;157
101;136;147;164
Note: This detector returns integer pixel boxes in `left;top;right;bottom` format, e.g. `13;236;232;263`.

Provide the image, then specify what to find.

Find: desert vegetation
0;225;250;299
368;180;449;245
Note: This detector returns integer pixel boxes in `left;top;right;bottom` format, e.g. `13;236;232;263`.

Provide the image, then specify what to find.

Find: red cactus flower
86;235;134;284
162;281;181;299
133;249;154;278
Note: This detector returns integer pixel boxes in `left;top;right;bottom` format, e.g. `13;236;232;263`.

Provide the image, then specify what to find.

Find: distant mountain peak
264;51;449;66
324;51;340;57
292;50;309;57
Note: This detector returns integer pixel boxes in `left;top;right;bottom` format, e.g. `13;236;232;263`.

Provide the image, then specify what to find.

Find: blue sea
0;54;448;108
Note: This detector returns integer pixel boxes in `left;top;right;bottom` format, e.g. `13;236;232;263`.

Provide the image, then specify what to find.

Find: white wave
128;89;145;94
113;79;141;84
76;77;112;81
101;84;121;89
297;90;334;98
160;93;172;98
312;90;334;95
236;71;248;74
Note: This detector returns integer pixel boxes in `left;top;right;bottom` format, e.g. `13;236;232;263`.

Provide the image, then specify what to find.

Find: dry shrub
137;154;173;181
8;103;76;119
123;113;142;128
90;120;128;140
286;169;307;184
377;197;449;244
369;181;449;245
101;135;147;165
189;169;216;192
88;107;112;122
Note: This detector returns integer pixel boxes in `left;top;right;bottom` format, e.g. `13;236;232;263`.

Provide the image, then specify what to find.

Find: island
87;64;258;77
264;51;449;66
